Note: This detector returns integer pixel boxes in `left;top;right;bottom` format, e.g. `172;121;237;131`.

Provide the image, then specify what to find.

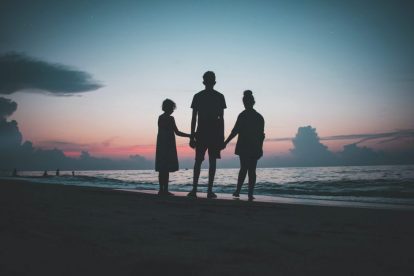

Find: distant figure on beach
12;168;18;177
43;170;48;177
188;71;226;199
224;90;265;200
72;171;75;176
56;169;60;176
155;99;191;195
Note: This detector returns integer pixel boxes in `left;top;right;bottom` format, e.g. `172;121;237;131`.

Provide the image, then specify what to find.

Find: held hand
189;137;196;149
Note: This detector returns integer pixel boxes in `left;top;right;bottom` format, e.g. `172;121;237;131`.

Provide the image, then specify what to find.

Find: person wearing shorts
187;71;226;198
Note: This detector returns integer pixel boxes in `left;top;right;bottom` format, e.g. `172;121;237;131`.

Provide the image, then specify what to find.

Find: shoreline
1;179;414;275
3;176;413;210
117;189;414;210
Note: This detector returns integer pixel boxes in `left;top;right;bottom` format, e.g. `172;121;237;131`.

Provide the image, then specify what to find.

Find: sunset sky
1;0;413;160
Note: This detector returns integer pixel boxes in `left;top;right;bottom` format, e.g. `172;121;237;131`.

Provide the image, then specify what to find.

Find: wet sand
1;179;413;275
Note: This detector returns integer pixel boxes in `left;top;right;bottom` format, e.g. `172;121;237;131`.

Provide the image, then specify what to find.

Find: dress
231;108;265;159
155;114;179;172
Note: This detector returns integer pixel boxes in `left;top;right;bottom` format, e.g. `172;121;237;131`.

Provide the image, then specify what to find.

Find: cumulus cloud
290;126;335;166
0;52;102;95
0;97;22;152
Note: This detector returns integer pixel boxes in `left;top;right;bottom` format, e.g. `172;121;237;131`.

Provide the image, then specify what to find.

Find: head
162;99;176;114
243;90;255;109
203;71;216;89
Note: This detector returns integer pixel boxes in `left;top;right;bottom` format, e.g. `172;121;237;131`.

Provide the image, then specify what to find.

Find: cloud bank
0;52;102;95
267;129;414;145
260;126;414;167
0;97;152;170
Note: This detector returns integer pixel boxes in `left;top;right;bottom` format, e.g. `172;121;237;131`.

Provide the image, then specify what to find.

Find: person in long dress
155;99;191;195
223;90;265;200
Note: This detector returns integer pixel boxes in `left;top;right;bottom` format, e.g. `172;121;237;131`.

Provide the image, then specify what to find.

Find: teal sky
1;0;413;158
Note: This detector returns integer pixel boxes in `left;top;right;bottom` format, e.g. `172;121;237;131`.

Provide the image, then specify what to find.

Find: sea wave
3;166;414;205
252;180;414;198
13;174;414;200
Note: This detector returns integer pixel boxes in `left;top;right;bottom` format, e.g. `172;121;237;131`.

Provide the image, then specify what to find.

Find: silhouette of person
12;168;18;177
72;171;75;176
224;90;265;200
155;99;191;195
56;169;60;176
187;71;226;198
43;170;48;177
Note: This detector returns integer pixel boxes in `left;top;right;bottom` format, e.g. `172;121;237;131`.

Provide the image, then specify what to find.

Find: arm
224;130;237;146
261;116;265;142
191;109;197;137
173;119;191;138
219;94;225;120
223;115;240;147
189;109;198;148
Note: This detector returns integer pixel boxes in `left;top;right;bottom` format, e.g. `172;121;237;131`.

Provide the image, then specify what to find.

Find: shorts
195;143;221;161
194;123;223;161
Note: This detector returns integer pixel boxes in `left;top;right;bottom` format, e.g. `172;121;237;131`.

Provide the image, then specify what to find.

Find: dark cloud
0;116;22;152
290;126;336;166
339;143;384;165
0;97;151;170
36;140;90;152
0;97;22;154
321;129;414;145
35;137;121;155
0;52;102;95
0;53;151;170
267;129;414;145
260;126;414;167
73;151;152;170
265;137;292;142
0;97;17;118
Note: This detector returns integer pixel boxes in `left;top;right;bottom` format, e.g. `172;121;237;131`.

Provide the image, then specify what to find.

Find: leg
187;160;201;197
163;172;173;195
192;159;202;191
158;171;167;195
247;158;258;200
188;145;207;197
206;147;219;199
207;155;216;193
234;157;248;197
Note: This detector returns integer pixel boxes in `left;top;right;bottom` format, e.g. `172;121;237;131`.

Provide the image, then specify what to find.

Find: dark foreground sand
1;180;413;276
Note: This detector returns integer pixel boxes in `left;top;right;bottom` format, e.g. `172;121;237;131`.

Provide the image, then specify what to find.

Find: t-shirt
231;109;265;158
191;89;226;145
191;89;226;122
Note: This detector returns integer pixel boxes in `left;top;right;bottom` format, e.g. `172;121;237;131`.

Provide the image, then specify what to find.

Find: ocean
2;165;414;208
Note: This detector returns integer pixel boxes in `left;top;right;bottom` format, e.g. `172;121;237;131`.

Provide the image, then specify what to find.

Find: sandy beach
1;179;413;276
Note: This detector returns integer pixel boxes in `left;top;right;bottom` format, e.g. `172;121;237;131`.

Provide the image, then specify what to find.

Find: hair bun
244;90;253;97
